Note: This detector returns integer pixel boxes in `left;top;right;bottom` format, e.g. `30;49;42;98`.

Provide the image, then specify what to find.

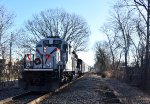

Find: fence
0;63;23;90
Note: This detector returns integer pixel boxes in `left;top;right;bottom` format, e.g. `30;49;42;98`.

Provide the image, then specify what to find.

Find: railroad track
0;91;46;104
0;74;86;104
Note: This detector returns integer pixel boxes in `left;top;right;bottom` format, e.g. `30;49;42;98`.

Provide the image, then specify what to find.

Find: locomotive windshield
43;40;62;48
43;40;49;47
53;40;62;44
48;44;61;48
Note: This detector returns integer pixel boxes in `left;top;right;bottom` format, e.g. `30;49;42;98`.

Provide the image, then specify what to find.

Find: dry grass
100;70;114;78
98;69;125;80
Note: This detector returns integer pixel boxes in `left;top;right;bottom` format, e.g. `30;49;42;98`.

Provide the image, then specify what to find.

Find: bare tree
130;17;146;67
105;4;134;73
120;0;150;89
94;41;111;72
105;0;150;88
132;0;150;89
99;1;140;81
0;6;14;59
101;24;123;70
0;5;15;83
21;9;90;52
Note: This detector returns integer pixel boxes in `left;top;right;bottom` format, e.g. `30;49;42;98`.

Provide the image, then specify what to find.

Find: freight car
19;36;89;91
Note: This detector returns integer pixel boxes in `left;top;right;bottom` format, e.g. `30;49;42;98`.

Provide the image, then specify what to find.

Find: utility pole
9;33;13;66
8;33;13;81
2;46;5;59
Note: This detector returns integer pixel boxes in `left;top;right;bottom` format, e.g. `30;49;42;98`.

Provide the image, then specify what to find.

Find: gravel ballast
1;74;150;104
0;87;25;100
41;74;121;104
105;78;150;104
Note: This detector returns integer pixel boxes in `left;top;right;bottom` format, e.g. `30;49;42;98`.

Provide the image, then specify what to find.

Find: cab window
63;44;68;52
36;44;42;47
69;45;71;54
43;40;49;47
53;40;62;44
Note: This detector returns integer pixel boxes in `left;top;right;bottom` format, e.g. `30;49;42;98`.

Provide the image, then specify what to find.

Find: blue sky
1;0;112;66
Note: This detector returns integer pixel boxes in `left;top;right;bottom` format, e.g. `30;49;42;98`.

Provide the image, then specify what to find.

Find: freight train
19;36;90;91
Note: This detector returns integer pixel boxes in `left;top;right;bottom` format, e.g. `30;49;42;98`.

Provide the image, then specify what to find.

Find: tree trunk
125;51;128;81
145;0;150;90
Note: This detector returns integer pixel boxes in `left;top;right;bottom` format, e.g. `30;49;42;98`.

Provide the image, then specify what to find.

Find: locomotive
19;36;90;91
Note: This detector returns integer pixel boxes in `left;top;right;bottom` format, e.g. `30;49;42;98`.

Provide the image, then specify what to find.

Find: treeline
94;0;150;89
0;7;90;60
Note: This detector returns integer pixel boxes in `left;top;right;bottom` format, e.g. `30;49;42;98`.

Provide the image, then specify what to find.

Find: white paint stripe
24;69;54;71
